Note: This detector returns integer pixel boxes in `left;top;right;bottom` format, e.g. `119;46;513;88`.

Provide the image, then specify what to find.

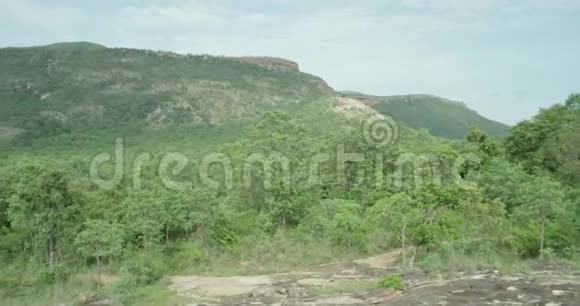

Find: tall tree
515;176;565;254
75;219;123;292
7;165;79;271
505;95;578;175
368;193;422;267
121;191;165;251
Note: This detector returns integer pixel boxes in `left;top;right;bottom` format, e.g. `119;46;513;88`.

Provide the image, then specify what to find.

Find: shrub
119;253;165;286
329;201;368;250
165;241;208;272
378;273;403;290
39;264;71;285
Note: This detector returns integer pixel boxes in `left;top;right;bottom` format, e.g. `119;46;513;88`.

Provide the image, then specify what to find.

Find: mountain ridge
0;42;335;144
339;91;509;139
0;42;508;144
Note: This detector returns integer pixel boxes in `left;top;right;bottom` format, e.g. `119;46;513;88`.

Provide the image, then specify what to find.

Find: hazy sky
1;0;579;124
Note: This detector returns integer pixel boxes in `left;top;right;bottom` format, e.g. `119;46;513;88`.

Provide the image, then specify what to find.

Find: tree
556;115;580;185
465;128;501;160
159;190;192;243
224;111;325;229
7;165;79;272
121;192;165;251
466;128;502;154
368;187;476;269
411;186;462;249
329;201;367;250
566;188;580;247
368;193;422;267
75;219;123;291
564;93;580;110
477;158;530;213
515;175;565;255
505;102;575;174
0;173;12;230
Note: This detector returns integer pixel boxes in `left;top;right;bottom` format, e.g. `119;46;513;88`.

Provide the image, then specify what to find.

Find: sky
1;0;579;125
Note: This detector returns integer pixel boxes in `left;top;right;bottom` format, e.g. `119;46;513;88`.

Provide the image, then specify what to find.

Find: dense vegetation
0;93;578;305
342;92;510;139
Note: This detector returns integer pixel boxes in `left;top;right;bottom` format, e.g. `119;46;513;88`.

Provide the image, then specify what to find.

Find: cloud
117;1;227;33
0;0;85;29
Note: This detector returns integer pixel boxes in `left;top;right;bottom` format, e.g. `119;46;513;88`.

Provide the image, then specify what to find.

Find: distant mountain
0;42;509;145
0;42;332;143
340;92;510;139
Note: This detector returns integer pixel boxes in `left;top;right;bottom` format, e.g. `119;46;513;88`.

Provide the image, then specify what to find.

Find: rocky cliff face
227;56;300;71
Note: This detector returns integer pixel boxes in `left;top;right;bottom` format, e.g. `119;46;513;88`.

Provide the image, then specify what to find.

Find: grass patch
111;280;185;306
0;274;95;306
309;280;377;296
170;231;371;276
415;245;532;274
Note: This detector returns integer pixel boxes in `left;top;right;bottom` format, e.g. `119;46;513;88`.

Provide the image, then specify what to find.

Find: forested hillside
0;42;332;145
341;92;510;139
0;42;510;148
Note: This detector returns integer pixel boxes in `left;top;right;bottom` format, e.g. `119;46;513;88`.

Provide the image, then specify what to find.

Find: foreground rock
387;271;580;306
169;252;580;305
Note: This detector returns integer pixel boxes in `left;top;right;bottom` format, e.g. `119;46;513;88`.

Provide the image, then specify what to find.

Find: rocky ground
169;251;580;306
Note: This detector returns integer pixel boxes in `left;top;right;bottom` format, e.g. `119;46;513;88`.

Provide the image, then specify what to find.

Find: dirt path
169;251;580;305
